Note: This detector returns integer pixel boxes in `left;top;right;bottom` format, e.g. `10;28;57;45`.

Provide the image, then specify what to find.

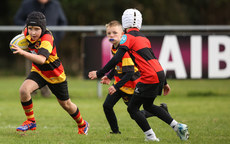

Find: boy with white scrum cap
89;8;189;141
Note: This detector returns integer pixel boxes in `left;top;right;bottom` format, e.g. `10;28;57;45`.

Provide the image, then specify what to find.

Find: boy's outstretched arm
11;44;46;65
97;48;126;77
88;48;126;79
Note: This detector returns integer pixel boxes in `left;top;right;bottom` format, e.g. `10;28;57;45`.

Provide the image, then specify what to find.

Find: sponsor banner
148;35;230;79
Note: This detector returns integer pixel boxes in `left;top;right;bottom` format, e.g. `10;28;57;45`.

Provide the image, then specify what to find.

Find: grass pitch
0;76;230;144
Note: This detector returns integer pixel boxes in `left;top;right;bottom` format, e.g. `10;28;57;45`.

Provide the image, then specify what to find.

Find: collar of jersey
127;28;139;33
112;44;120;50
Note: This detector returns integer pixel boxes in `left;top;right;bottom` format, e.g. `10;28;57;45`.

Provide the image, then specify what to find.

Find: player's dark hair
26;11;46;35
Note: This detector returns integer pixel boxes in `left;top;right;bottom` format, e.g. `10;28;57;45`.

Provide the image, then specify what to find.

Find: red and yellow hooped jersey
24;28;66;84
111;45;140;94
119;28;164;84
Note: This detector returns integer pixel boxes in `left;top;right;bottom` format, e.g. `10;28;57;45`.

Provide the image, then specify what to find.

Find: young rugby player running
100;20;169;134
11;11;89;135
89;9;189;141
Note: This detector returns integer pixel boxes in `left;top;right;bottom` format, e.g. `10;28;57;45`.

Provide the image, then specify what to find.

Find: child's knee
59;101;68;108
59;99;73;111
19;86;29;96
103;102;113;112
127;106;135;119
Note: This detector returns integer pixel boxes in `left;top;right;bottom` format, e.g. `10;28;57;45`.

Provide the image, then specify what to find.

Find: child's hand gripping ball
9;34;29;51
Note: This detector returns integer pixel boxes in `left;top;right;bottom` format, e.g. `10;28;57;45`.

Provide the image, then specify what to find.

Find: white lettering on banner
191;36;202;78
159;35;187;79
208;36;230;78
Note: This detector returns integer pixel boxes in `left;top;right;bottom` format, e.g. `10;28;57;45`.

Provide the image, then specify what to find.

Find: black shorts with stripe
26;72;69;101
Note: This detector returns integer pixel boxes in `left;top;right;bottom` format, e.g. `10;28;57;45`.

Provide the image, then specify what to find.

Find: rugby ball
9;34;29;51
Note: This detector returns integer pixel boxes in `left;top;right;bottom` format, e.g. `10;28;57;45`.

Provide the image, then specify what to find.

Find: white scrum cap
122;8;142;30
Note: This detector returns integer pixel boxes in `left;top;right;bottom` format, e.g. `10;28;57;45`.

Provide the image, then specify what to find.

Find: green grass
0;77;230;144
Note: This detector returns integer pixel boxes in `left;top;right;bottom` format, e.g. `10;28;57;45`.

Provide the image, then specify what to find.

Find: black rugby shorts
26;72;69;101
